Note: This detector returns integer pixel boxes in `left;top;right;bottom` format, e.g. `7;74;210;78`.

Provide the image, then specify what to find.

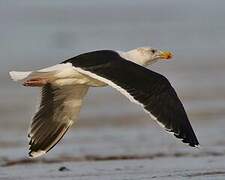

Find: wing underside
28;83;88;157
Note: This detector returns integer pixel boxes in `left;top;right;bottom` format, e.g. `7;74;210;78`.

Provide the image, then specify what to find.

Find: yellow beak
159;51;173;60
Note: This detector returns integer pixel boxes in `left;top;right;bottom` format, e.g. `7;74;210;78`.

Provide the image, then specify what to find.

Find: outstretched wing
63;50;199;147
28;83;88;158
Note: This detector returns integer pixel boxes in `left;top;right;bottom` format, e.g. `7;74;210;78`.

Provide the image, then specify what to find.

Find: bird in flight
9;47;199;158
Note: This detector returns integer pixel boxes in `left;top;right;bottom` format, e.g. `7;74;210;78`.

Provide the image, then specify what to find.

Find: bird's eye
151;49;156;54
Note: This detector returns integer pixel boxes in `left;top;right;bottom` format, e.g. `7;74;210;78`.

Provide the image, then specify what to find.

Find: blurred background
0;0;225;161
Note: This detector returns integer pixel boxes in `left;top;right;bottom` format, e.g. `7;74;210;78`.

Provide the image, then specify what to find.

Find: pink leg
23;78;48;87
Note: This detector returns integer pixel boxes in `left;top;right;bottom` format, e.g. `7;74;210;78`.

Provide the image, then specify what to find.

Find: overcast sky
0;0;225;75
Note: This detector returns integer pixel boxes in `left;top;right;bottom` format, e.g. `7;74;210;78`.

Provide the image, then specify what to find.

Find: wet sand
2;157;225;180
0;118;225;179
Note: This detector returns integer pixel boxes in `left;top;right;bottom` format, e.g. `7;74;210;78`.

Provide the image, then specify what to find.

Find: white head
121;47;173;66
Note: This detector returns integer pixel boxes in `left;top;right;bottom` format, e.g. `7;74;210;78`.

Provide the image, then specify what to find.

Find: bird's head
125;47;173;66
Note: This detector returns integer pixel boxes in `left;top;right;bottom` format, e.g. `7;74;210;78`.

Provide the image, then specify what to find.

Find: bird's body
43;64;107;87
9;47;199;158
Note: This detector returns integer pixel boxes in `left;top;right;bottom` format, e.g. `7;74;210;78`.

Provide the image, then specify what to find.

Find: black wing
63;50;199;147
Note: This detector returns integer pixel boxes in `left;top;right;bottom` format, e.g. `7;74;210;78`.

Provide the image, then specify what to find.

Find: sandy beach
1;118;225;179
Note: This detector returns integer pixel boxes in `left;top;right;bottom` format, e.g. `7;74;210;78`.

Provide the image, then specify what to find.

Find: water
0;1;225;178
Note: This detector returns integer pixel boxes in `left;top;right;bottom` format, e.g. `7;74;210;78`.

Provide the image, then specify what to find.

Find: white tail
9;71;32;82
9;70;55;83
9;63;73;83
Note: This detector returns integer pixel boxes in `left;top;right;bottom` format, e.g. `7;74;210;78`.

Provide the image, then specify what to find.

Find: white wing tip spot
194;144;201;149
29;150;46;158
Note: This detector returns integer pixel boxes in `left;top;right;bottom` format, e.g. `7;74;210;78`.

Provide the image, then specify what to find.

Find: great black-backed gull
9;47;199;158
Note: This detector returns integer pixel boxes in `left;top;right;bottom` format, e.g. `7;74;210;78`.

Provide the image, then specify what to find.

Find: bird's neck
119;50;146;66
118;50;155;67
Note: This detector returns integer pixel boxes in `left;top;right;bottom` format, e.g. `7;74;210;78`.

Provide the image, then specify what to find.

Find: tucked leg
23;78;49;87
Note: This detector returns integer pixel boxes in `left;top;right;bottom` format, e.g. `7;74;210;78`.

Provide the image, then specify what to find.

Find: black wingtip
28;151;33;158
173;129;199;148
186;141;200;148
190;140;200;148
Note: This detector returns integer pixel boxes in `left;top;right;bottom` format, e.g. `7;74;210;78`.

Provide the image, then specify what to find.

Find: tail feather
9;64;73;83
9;71;32;82
9;71;56;83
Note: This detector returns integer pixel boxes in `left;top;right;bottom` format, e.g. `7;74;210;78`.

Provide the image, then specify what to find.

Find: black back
62;50;199;147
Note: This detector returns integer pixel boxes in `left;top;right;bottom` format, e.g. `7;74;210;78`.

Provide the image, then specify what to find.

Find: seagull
9;47;199;158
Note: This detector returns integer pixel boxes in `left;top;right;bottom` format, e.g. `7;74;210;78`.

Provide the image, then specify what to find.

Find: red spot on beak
160;51;173;60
